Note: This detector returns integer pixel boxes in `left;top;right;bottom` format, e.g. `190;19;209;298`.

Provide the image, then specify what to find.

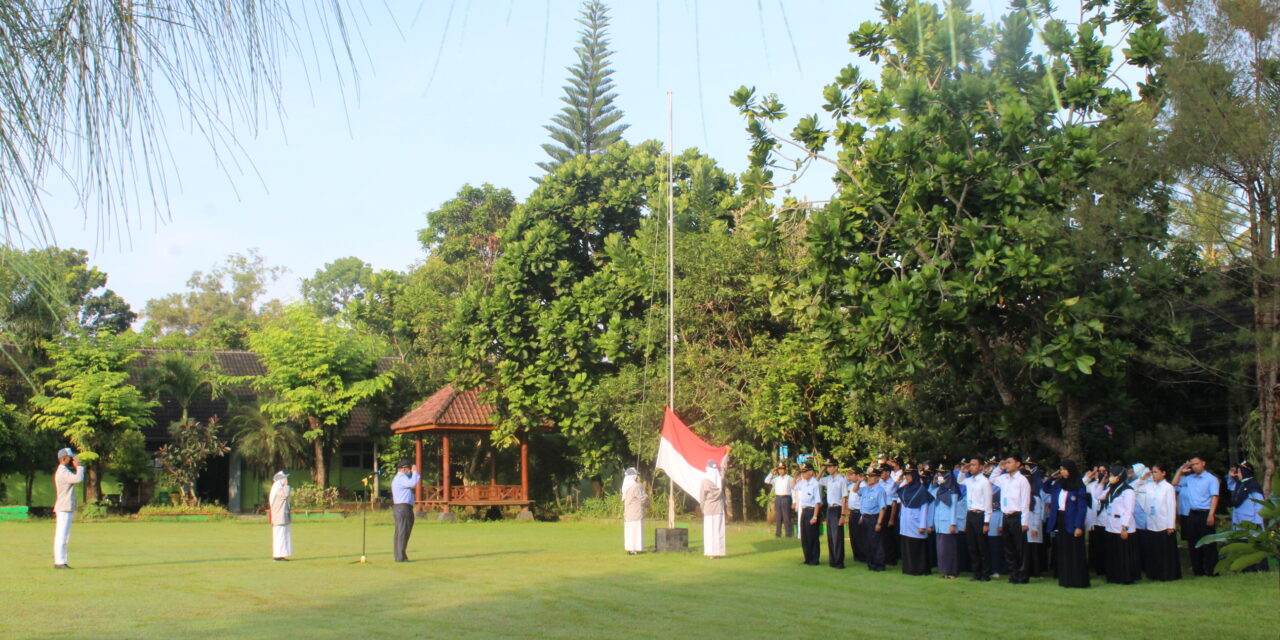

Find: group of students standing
764;454;1269;587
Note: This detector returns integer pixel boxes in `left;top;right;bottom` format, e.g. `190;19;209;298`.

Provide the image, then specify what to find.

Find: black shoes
53;564;72;569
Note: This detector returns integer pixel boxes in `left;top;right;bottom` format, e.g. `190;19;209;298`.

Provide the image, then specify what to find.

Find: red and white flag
655;407;729;499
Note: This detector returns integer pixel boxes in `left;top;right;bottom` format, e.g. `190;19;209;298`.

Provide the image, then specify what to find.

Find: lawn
2;515;1276;639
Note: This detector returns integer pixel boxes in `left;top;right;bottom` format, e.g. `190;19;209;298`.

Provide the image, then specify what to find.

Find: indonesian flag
655;407;729;500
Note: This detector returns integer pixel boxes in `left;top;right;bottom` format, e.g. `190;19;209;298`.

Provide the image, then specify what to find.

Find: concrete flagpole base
655;527;688;552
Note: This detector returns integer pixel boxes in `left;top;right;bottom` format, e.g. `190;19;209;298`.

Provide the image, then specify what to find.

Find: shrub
138;503;230;516
289;485;339;510
78;500;109;519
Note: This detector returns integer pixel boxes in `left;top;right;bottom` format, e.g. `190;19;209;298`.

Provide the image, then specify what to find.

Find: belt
1189;508;1209;512
1004;511;1022;516
968;509;985;513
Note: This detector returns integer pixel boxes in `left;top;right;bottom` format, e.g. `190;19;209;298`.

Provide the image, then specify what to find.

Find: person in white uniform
52;448;85;569
621;467;648;555
269;471;293;561
700;460;726;558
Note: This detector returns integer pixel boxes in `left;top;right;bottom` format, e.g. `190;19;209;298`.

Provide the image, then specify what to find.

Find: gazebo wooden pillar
390;385;540;512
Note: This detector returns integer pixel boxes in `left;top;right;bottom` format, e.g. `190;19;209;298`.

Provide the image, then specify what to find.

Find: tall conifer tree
537;1;628;177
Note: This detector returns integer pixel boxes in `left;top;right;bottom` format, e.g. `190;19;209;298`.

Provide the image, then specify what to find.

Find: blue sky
41;0;1065;312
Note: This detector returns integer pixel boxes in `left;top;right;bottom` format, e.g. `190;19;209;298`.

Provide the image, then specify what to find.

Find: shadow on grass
92;554;356;569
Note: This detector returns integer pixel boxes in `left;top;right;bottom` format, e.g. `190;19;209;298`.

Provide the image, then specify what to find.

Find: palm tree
229;400;305;477
140;351;224;424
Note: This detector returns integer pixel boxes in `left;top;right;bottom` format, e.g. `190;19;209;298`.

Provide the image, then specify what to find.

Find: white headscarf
620;467;638;500
706;460;722;489
270;471;289;502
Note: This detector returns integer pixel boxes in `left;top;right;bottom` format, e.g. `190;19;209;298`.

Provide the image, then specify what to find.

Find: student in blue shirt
1172;456;1220;576
897;468;934;576
794;465;824;566
858;469;888;571
819;461;848;569
930;463;965;578
1227;461;1268;573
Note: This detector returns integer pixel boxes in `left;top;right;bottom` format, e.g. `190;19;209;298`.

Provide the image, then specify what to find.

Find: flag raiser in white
654;407;728;501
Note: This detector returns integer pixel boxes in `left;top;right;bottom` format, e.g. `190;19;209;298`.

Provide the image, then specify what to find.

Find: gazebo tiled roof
390;385;495;433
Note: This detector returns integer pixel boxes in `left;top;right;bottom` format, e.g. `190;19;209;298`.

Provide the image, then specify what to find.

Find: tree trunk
309;416;327;488
24;471;34;506
86;461;103;502
1256;261;1278;498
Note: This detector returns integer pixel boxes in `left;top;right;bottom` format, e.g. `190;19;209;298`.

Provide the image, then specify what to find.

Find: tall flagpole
666;90;676;531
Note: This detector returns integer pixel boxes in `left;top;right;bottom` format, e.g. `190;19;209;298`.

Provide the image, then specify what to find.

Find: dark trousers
848;509;863;561
800;507;821;565
965;511;989;580
825;506;845;568
1089;526;1106;575
1183;510;1218;576
883;508;900;564
774;496;793;537
1002;512;1029;583
393;503;415;562
860;515;885;570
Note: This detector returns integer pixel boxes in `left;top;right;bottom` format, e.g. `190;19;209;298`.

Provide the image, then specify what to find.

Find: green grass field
2;515;1276;639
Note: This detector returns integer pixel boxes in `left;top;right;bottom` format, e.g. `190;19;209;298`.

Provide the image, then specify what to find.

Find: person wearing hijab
794;464;823;566
858;467;888;571
896;468;934;576
699;460;727;558
1142;463;1181;581
930;463;965;578
1045;460;1090;588
1100;464;1139;584
269;471;293;561
621;467;648;555
52;448;85;569
1227;461;1268;572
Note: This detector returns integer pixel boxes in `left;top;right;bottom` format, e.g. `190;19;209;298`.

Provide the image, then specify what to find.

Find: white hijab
620;467;638;500
705;461;722;490
270;472;289;501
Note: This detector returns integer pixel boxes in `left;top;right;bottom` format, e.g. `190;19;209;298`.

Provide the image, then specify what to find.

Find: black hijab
899;471;934;509
1059;460;1084;492
1231;463;1264;508
934;469;961;506
1100;464;1132;510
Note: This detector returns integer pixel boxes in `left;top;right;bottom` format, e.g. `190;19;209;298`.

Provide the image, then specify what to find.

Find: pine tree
537;1;628;177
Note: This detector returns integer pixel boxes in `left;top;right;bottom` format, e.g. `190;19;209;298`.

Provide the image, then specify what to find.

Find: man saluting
53;448;85;569
392;460;420;563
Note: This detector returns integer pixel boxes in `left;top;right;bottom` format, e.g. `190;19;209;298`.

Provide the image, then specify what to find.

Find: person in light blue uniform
1172;456;1219;576
858;469;888;571
794;465;824;566
1227;461;1268;573
930;463;965;578
897;468;933;576
819;461;849;569
391;460;420;563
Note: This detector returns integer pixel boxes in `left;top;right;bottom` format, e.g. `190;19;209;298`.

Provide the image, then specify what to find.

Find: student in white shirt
764;464;795;538
1141;463;1181;581
1100;464;1140;585
958;458;992;581
990;457;1032;584
840;468;864;562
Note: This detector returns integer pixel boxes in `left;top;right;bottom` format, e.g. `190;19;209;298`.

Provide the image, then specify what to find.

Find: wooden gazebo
389;385;531;511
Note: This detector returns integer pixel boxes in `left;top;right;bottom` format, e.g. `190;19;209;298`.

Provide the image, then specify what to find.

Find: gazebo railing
417;484;526;503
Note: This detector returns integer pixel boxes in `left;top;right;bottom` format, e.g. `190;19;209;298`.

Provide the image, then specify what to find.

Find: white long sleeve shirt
1103;488;1136;534
959;472;992;523
764;472;795;497
1145;480;1176;531
1084;480;1108;529
990;470;1031;515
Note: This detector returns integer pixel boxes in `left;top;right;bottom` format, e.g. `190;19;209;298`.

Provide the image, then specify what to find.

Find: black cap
800;464;814;472
397;459;413;469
